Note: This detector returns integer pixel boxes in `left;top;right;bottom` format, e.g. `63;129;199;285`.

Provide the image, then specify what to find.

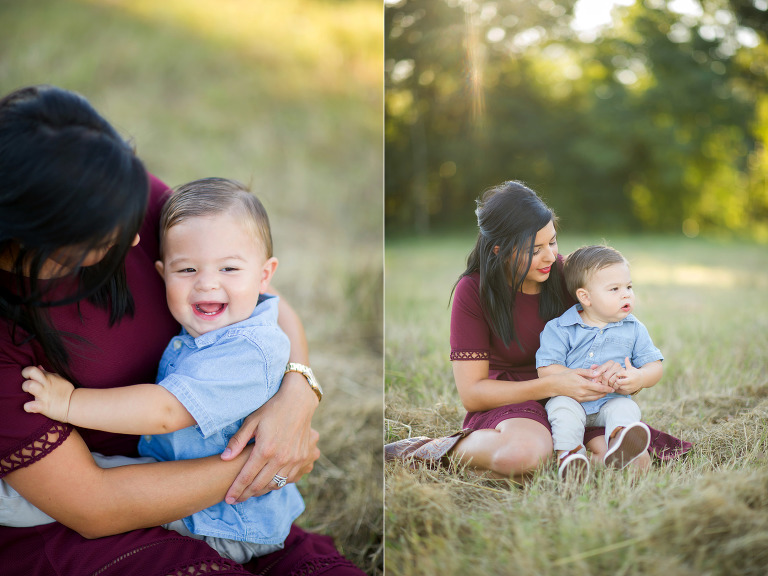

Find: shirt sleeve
450;275;491;360
535;319;570;369
157;336;282;439
631;320;664;368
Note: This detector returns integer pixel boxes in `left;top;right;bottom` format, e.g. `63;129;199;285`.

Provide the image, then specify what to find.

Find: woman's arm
453;360;614;413
4;428;252;539
221;290;320;503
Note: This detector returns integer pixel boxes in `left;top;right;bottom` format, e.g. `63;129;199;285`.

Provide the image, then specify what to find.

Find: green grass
0;1;382;573
385;232;768;576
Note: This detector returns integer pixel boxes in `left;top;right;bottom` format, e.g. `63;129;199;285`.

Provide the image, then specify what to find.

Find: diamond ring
272;474;288;488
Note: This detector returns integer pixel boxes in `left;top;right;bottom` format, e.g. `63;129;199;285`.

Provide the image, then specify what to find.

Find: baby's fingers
21;379;46;397
21;365;47;383
23;399;44;414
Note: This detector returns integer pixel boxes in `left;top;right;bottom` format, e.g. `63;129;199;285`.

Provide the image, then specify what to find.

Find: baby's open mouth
195;303;227;316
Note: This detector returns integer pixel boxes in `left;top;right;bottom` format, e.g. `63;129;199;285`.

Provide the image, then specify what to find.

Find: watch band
285;362;323;402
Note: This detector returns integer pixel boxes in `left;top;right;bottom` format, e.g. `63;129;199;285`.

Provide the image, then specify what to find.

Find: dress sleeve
0;339;72;478
450;275;491;361
135;174;172;263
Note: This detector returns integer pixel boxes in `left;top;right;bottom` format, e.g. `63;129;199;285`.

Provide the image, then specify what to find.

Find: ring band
272;474;288;488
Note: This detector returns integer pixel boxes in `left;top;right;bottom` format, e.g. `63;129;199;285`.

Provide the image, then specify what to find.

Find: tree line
385;0;768;238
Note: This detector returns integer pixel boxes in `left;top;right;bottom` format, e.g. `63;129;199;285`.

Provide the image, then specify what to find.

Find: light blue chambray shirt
535;304;663;414
138;294;304;544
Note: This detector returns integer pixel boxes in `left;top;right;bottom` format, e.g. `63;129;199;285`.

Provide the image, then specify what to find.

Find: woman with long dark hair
0;85;361;575
386;181;690;481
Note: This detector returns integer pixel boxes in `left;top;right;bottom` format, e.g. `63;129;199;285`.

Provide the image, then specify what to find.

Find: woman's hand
552;368;615;402
220;371;320;503
589;360;625;389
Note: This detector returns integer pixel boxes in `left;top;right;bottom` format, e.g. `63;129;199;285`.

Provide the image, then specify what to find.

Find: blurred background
0;0;383;573
385;0;767;239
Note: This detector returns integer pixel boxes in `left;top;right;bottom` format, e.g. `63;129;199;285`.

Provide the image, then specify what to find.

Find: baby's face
582;262;634;324
156;212;273;337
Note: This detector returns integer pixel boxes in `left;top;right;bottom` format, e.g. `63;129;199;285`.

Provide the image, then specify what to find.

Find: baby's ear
575;287;590;307
154;260;165;279
259;257;279;294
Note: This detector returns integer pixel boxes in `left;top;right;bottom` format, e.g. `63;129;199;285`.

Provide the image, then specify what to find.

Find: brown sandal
384;429;474;469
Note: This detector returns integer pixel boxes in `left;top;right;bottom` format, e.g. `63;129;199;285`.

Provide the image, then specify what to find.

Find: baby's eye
221;267;239;272
177;268;196;273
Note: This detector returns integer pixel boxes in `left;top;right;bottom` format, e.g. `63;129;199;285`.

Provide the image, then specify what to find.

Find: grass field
385;232;768;576
0;1;382;573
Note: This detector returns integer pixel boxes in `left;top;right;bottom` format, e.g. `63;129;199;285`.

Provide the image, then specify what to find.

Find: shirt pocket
604;336;634;363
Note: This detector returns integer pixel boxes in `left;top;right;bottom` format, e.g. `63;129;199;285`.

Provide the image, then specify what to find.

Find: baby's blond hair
563;245;628;300
159;177;273;260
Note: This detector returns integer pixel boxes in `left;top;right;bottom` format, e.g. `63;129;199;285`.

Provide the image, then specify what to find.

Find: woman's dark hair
0;85;149;384
453;180;566;349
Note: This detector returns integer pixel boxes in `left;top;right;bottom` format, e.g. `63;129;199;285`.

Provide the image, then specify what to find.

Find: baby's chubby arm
21;366;195;434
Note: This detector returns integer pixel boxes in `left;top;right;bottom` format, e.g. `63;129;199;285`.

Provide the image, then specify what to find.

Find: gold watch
284;362;323;402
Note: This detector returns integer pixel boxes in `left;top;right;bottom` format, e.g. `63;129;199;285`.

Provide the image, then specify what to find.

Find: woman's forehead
533;220;556;244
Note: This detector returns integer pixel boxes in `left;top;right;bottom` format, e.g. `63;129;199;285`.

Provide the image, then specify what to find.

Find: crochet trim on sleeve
0;421;72;477
450;350;490;361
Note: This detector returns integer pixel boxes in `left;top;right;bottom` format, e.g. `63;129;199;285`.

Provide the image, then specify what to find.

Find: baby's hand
590;361;626;389
614;357;645;395
21;366;75;423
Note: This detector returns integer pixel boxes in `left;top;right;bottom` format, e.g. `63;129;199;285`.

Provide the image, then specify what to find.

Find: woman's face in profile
44;233;141;277
519;220;558;293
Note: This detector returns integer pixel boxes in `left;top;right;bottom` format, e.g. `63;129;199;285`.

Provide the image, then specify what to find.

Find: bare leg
627;450;651;473
451;418;553;483
586;435;607;467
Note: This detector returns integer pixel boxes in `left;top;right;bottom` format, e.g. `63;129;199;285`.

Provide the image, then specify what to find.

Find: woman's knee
489;436;552;477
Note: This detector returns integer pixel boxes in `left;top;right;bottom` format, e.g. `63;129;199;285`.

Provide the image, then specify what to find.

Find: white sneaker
557;446;590;484
604;422;651;469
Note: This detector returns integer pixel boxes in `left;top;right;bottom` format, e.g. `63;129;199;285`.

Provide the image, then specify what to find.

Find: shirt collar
560;303;637;329
179;293;279;348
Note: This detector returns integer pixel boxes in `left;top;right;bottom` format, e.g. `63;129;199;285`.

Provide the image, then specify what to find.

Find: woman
0;85;362;575
385;181;691;481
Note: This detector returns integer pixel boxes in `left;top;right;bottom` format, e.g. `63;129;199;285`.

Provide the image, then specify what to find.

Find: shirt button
173;339;182;350
599;330;603;334
143;435;152;442
589;352;594;357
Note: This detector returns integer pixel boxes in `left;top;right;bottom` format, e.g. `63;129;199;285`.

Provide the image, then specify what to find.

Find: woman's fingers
572;374;613;401
225;445;274;503
221;412;259;461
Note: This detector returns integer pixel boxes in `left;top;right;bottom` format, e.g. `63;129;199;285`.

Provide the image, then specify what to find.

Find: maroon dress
0;176;362;575
450;268;691;461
